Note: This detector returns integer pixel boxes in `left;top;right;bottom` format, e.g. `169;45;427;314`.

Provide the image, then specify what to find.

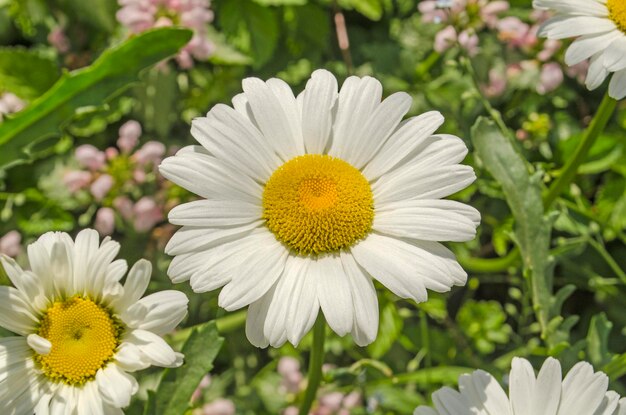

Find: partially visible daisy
534;0;626;99
160;69;479;348
0;229;188;414
414;357;625;415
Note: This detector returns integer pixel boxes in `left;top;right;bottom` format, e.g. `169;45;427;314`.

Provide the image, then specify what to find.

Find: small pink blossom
105;147;119;160
0;92;25;121
95;207;116;236
134;141;166;166
114;196;134;220
201;398;235;415
48;27;70;53
318;392;344;412
537;39;561;62
458;30;479;56
537;62;564;94
434;25;458;53
117;120;142;153
76;145;106;171
483;68;507;97
191;375;212;403
481;1;509;28
497;17;532;48
90;174;114;201
282;407;298;415
133;196;163;232
63;170;92;193
0;231;22;257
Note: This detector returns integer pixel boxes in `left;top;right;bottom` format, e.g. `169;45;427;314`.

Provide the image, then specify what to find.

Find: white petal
432;387;473;415
594;391;621;415
341;91;413;169
110;259;151;311
218;237;289;311
114;342;151;372
300;69;339;154
0;286;39;335
96;364;137;408
532;357;562;415
315;254;354;337
122;290;188;336
165;220;263;256
329;76;383;160
245;285;276;348
241;77;305;160
125;329;181;368
168;199;262;227
373;199;480;242
27;334;51;355
539;16;616;39
609;69;626;100
603;37;626;72
533;0;609;16
587;53;610;90
363;111;445;180
565;31;621;66
458;370;512;415
159;149;263;204
558;362;608;415
341;252;379;346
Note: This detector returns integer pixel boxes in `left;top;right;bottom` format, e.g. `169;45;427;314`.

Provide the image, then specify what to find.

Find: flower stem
299;315;326;415
543;92;617;209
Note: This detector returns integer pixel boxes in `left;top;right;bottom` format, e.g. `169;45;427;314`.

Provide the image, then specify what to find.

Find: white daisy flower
160;69;479;348
534;0;626;99
414;357;626;415
0;229;188;414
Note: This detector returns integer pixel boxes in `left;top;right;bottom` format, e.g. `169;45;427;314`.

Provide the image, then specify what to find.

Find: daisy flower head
534;0;626;99
160;69;480;348
0;229;188;414
414;357;626;415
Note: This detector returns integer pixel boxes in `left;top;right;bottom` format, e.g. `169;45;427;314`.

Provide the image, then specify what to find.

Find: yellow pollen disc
262;154;374;255
35;297;122;386
608;0;626;33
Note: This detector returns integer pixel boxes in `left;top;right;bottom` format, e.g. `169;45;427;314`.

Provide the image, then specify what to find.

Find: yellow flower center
608;0;626;33
35;297;122;385
262;154;374;255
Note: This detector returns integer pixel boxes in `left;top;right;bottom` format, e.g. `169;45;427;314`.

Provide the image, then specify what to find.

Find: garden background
1;0;626;414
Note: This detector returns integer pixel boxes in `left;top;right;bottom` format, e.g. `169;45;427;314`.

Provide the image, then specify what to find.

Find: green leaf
471;118;554;338
154;321;224;415
0;47;60;99
252;0;307;4
586;313;613;367
340;0;384;20
0;27;192;173
206;26;253;66
219;0;279;67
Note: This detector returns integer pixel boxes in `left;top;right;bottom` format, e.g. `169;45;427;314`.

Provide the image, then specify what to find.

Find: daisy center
35;297;122;386
608;0;626;33
262;154;374;255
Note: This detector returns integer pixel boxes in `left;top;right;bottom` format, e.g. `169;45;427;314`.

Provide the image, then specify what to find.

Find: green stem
543;92;617;209
587;238;626;284
457;248;520;273
299;316;326;415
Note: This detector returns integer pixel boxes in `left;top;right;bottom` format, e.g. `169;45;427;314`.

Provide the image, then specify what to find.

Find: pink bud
48;27;70;53
458;30;479;56
202;399;236;415
90;174;114;201
278;357;301;376
537;63;564;94
94;207;115;236
282;407;298;415
0;230;22;257
319;392;344;411
133;197;163;232
134;141;166;166
63;170;92;193
117;120;142;153
113;196;134;220
434;25;457;53
76;144;106;171
105;147;119;160
342;391;361;409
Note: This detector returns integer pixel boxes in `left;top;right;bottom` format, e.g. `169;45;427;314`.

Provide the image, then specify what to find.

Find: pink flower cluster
0;92;25;121
63;120;167;236
419;0;509;56
116;0;214;68
278;357;362;415
0;231;22;258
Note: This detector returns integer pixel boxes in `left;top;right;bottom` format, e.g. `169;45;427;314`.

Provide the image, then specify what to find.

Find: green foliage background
1;0;625;413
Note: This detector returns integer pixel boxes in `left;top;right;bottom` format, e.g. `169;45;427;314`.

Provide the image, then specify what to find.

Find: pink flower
342;391;361;409
113;196;134;220
537;39;561;62
117;120;142;153
90;174;114;201
48;27;70;53
0;231;22;257
482;68;507;97
434;25;457;53
105;147;119;160
63;170;92;192
134;141;166;166
133;196;163;232
191;375;212;403
497;17;533;48
0;92;25;121
418;1;448;24
76;144;106;171
481;0;509;28
116;0;214;67
458;29;479;56
94;207;116;236
318;392;344;412
201;399;235;415
282;407;298;415
537;62;564;94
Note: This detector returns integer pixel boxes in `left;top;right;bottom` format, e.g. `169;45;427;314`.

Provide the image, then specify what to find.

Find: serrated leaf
154;321;224;415
0;47;59;99
471;118;554;337
0;27;192;173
